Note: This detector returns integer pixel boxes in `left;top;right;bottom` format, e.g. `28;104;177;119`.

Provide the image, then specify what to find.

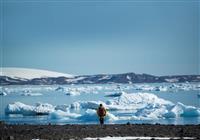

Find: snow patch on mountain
1;67;73;79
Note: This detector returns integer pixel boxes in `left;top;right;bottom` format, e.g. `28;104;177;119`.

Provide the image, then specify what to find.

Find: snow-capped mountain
0;68;200;85
0;68;74;79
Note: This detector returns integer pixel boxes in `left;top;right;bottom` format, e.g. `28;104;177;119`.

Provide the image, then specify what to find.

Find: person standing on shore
97;104;107;125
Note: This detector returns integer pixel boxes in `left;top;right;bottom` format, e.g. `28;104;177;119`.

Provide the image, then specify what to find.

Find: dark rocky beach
1;121;200;140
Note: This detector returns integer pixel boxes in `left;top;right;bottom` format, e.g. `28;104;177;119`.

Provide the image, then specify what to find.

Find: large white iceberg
164;102;200;118
5;102;54;115
5;102;35;115
69;92;200;120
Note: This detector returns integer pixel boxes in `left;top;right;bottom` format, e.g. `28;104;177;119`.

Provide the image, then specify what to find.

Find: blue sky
1;0;199;76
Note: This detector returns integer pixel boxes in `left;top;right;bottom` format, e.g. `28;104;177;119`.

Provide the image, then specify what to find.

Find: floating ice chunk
55;104;70;112
65;91;80;96
50;110;81;120
135;85;155;91
55;86;65;92
23;89;31;93
77;109;98;122
163;111;177;118
68;92;200;120
182;106;200;117
163;102;200;118
154;86;168;92
0;91;7;96
106;112;119;121
5;102;35;115
5;102;54;115
70;102;81;110
105;91;125;97
106;92;172;108
34;103;54;115
0;87;7;96
55;86;81;96
174;102;200;117
168;83;200;91
70;101;105;110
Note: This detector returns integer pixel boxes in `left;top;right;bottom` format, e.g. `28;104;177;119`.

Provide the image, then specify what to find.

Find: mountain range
0;68;200;85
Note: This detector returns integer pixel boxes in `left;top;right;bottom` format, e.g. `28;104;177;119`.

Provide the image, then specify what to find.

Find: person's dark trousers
99;117;104;125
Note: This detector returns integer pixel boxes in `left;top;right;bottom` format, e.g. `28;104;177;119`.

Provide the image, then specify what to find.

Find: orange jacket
97;106;107;117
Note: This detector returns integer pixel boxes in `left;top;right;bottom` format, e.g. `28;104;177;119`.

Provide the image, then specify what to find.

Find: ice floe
0;91;7;96
5;102;54;115
55;85;102;95
133;83;200;92
4;92;200;122
2;82;199;98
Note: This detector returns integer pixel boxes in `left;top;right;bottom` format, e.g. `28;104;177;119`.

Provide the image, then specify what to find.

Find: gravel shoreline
1;122;200;140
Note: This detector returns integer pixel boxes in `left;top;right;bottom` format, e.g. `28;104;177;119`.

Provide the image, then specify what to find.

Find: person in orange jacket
97;104;107;125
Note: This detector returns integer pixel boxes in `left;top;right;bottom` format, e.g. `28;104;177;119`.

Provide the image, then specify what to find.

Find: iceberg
65;90;80;96
105;91;125;97
50;110;81;120
70;101;105;110
5;102;35;115
0;91;7;96
154;86;168;91
0;87;7;96
164;102;200;118
55;104;70;112
55;86;65;92
106;92;173;110
34;103;54;115
5;102;54;115
134;85;155;91
69;92;200;120
77;109;99;122
55;85;102;95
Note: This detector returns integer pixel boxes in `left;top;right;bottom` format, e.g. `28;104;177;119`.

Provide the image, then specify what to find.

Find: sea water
0;83;200;125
